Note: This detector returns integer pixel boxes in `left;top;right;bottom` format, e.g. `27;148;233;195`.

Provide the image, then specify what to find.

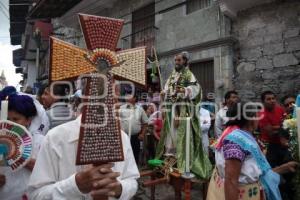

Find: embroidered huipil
215;140;262;184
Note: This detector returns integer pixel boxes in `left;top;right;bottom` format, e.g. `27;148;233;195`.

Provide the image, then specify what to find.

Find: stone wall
233;0;300;101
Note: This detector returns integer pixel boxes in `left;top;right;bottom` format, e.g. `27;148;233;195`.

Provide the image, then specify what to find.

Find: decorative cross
49;13;146;165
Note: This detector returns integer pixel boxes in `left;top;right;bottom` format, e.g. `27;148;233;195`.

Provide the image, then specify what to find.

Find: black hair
181;56;188;66
261;91;275;102
0;86;17;99
48;83;69;97
281;95;296;104
278;128;290;140
176;52;189;66
224;90;238;101
8;94;37;119
225;102;259;128
0;86;37;119
37;84;47;97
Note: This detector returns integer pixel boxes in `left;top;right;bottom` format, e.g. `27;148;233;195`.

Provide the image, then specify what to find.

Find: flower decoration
283;118;297;130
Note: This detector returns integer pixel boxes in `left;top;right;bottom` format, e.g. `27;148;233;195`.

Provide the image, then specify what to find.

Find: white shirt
199;108;211;134
28;116;140;200
0;93;48;199
119;104;148;136
214;106;229;138
20;92;50;136
148;111;161;125
199;108;211;153
215;149;262;184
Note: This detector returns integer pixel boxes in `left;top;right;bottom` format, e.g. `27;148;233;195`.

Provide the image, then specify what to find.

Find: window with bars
132;3;155;55
186;0;212;14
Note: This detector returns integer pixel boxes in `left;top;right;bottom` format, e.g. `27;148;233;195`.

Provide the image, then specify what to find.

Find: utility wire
0;1;9;19
0;6;9;19
0;1;8;12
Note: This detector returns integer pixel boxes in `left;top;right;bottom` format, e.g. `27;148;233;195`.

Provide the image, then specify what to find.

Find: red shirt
153;118;163;139
258;105;285;144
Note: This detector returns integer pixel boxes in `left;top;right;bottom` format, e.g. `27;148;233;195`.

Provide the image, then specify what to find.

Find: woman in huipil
207;102;298;200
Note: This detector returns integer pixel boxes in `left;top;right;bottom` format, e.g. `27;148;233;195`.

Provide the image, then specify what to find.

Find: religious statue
156;51;212;179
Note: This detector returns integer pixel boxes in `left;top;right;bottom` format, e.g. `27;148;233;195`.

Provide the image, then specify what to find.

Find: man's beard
175;64;184;71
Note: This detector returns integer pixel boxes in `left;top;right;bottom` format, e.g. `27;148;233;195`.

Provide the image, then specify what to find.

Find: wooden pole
152;46;164;90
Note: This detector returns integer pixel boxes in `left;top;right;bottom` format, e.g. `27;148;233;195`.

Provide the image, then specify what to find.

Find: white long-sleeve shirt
199;108;211;134
199;108;211;153
214;106;229;138
28;116;140;200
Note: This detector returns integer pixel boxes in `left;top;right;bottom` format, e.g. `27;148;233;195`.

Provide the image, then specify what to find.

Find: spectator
0;94;43;199
215;91;239;138
145;101;163;160
276;128;295;200
0;86;49;137
201;94;215;115
199;107;211;153
207;102;298;200
36;84;47;104
148;102;163;141
41;83;75;129
281;95;296;117
28;116;139;200
119;91;149;164
258;91;285;167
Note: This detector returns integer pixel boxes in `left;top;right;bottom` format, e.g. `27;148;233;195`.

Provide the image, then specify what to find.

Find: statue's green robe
155;67;212;179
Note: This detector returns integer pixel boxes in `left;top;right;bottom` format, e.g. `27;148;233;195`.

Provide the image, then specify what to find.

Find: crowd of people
0;52;299;200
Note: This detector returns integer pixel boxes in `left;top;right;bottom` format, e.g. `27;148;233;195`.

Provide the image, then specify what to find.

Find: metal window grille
132;3;155;55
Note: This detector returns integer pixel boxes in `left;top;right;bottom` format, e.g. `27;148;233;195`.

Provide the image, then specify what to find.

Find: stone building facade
40;0;299;103
233;0;300;101
51;0;234;103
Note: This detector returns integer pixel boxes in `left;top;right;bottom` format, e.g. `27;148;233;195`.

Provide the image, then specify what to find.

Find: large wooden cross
49;13;146;165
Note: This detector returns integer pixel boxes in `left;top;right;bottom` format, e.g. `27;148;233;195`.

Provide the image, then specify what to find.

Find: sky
0;0;22;88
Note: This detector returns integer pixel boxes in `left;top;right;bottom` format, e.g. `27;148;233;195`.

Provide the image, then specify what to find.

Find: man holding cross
28;116;139;200
28;13;146;200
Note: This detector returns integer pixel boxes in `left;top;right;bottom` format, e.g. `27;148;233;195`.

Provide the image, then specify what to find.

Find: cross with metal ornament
49;13;146;165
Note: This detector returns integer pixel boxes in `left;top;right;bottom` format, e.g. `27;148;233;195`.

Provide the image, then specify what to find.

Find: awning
9;0;31;45
28;0;82;19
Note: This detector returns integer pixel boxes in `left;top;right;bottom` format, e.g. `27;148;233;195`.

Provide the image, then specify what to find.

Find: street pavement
133;177;204;200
